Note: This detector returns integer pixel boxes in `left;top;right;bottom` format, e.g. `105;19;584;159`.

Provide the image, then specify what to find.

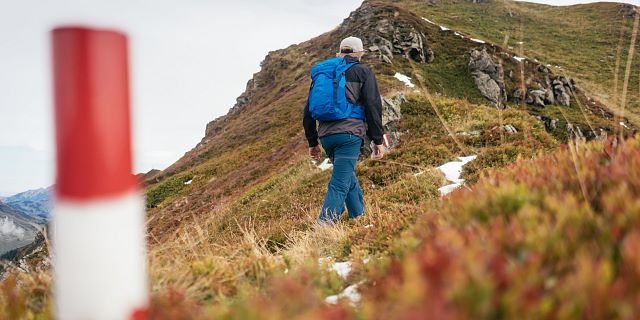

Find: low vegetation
2;1;638;318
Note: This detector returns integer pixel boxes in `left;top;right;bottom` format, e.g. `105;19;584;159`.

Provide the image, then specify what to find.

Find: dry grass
2;1;637;318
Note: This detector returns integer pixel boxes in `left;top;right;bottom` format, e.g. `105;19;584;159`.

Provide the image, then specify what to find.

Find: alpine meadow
2;0;640;319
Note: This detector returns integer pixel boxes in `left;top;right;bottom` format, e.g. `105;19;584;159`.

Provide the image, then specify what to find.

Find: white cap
339;36;364;53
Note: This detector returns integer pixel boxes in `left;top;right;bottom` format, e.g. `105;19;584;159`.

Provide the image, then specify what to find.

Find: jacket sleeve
303;83;319;147
362;68;384;145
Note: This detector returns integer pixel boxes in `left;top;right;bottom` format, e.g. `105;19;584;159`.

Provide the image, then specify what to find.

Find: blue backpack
308;57;366;121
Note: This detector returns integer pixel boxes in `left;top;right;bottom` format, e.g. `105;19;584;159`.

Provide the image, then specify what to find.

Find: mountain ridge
3;1;640;317
144;0;633;244
3;186;51;224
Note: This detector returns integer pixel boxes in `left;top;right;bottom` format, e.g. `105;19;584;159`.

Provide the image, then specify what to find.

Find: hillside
137;0;637;313
143;0;632;243
399;0;640;124
2;0;639;318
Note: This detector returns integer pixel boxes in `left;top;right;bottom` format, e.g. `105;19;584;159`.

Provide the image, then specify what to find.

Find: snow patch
513;56;526;62
470;38;486;44
620;121;630;129
318;158;333;171
438;184;462;195
184;179;193;185
440;25;450;31
325;284;361;305
394;72;415;88
331;261;352;279
437;156;477;196
421;17;436;25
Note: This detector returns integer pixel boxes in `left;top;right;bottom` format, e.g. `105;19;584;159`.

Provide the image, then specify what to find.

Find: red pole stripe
52;27;137;200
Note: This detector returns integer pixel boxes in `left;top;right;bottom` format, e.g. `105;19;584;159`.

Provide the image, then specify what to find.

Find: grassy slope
6;110;638;319
399;0;640;124
1;1;638;318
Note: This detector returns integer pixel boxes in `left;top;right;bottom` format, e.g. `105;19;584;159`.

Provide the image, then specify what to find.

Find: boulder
514;74;575;107
469;48;507;109
512;88;524;105
544;88;555;105
527;89;547;107
361;92;405;157
502;124;518;134
552;79;571;106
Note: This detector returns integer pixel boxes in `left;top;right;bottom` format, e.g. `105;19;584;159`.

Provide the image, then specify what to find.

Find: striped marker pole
51;27;148;320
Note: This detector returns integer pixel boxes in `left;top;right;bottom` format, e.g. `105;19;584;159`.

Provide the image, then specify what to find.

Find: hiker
303;36;385;223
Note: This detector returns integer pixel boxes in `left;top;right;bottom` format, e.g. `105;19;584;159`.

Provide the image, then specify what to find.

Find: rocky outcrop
619;4;638;19
341;2;434;65
469;48;507;109
552;76;575;107
361;92;405;157
381;92;405;149
510;62;576;108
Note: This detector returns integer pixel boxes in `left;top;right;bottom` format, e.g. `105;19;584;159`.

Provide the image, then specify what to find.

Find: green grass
4;1;637;318
400;0;640;122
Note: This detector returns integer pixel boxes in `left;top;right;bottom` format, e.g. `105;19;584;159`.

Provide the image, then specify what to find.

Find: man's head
337;36;365;60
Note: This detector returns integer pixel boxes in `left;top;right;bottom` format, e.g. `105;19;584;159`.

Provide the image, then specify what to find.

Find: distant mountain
4;187;52;224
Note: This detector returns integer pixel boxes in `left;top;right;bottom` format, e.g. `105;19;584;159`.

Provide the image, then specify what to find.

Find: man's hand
371;144;385;160
309;145;321;161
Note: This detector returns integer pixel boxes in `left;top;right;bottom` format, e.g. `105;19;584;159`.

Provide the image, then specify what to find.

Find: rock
469;48;507;109
361;92;405;157
552;79;571;106
567;123;585;140
381;92;405;149
503;124;518;134
539;116;559;132
512;88;524;105
536;64;551;74
341;3;434;64
392;29;432;63
527;89;547;107
516;74;575;107
544;88;555;105
618;4;638;19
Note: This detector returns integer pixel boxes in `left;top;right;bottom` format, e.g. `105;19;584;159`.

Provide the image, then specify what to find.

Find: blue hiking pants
319;133;365;223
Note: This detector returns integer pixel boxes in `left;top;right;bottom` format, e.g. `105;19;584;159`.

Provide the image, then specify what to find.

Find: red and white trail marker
51;27;148;320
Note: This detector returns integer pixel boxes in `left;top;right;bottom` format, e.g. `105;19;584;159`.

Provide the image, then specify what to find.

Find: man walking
303;36;385;223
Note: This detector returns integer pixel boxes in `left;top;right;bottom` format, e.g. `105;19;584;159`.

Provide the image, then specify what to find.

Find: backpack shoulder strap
335;57;359;77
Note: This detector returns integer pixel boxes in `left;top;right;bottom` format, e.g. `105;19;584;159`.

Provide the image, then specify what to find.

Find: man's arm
361;68;384;145
303;90;319;148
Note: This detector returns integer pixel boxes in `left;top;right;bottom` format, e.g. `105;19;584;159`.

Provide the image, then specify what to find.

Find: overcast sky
0;0;637;196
